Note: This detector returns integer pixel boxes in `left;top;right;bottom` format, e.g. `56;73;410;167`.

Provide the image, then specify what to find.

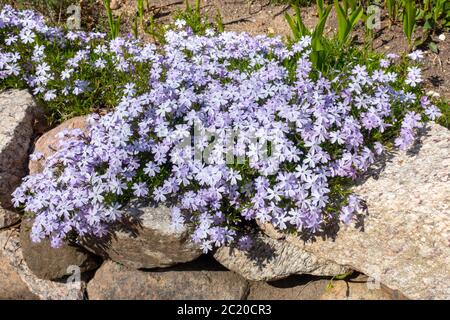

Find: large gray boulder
214;233;350;281
83;204;203;269
261;122;450;300
20;218;100;280
0;229;86;300
0;90;41;228
87;259;249;300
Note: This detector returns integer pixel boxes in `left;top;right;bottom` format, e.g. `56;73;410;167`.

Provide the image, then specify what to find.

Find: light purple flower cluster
3;7;441;252
0;5;159;105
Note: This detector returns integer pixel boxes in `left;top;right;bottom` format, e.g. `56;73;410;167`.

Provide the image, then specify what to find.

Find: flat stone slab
214;233;350;281
87;259;249;300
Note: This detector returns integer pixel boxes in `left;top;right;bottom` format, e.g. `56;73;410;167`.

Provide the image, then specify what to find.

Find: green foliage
334;0;363;45
402;0;416;50
215;9;225;33
285;0;366;70
11;0;78;24
270;0;313;5
285;1;333;70
137;0;146;28
326;270;355;291
0;28;153;123
436;99;450;129
128;0;166;43
419;0;450;31
103;0;121;39
172;0;214;35
386;0;398;24
284;3;311;40
416;0;450;52
383;0;450;39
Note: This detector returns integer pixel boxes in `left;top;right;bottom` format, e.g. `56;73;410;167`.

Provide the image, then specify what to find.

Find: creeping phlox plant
0;6;157;120
1;7;442;252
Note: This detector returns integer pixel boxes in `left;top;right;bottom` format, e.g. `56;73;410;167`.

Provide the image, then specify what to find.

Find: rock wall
0;90;448;300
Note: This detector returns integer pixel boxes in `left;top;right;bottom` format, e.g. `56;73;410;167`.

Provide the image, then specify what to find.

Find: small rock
213;233;350;281
0;229;86;300
20;218;100;280
82;204;202;269
29;116;89;175
426;90;440;98
87;259;249;300
109;0;122;10
438;34;446;42
0;90;41;228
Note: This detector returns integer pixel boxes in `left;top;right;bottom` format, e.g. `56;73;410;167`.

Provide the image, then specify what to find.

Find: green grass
437;99;450;129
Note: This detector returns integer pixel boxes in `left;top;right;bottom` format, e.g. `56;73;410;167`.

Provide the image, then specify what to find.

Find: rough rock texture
0;208;20;230
0;229;86;300
262;123;450;300
110;0;122;10
87;259;249;300
0;252;38;300
247;275;331;300
28;116;88;174
0;90;40;228
20;218;100;280
247;274;405;300
83;204;202;269
213;233;350;281
319;275;405;300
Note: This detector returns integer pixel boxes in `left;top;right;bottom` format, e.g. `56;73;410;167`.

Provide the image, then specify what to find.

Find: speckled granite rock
20;218;100;280
0;252;38;300
82;204;202;269
319;275;406;300
87;260;249;300
109;0;122;10
28;116;88;175
0;90;40;228
247;274;406;300
213;233;350;281
262;122;450;300
0;208;20;230
0;229;86;300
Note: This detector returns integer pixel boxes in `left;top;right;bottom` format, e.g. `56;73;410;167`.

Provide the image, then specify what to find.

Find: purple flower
132;182;148;197
5;6;433;251
405;67;422;87
408;50;424;61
